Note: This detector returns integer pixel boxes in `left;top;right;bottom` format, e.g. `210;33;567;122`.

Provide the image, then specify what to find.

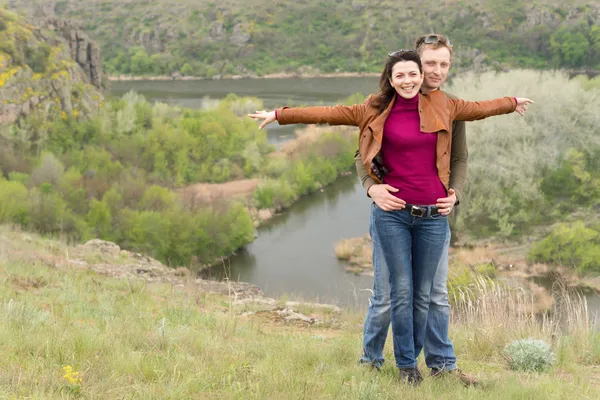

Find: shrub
138;185;178;211
24;42;51;73
254;179;296;210
503;339;555;372
30;152;64;187
541;148;600;206
8;171;29;186
27;185;67;234
262;156;289;177
87;198;113;240
0;179;29;224
528;222;600;272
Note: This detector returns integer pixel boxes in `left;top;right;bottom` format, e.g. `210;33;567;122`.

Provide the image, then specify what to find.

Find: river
108;78;600;315
109;77;380;307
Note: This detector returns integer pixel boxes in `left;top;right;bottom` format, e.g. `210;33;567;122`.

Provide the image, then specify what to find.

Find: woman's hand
368;184;406;211
248;110;277;129
436;188;457;216
515;98;534;116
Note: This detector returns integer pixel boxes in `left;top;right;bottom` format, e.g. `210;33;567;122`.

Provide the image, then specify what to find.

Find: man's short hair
415;34;453;56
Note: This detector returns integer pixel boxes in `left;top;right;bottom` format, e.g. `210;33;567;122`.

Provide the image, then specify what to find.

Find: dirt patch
180;178;260;206
275;125;356;158
10;276;48;292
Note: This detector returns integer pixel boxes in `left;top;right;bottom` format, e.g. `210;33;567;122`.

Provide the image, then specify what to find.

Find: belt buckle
410;205;426;217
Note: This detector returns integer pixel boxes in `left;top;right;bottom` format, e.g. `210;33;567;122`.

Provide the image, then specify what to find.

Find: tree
550;27;589;67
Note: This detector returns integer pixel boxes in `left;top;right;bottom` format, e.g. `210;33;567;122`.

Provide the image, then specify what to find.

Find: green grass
1;231;599;399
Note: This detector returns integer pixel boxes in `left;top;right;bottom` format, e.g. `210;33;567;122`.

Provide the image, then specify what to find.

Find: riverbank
181;124;357;227
336;234;599;284
1;225;599;398
107;68;598;82
335;234;600;311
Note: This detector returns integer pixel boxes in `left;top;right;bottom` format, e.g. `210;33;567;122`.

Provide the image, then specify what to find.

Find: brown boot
431;368;479;387
399;367;423;386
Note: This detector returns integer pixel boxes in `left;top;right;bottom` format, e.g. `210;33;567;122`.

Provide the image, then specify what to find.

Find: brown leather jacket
355;91;468;201
276;90;516;197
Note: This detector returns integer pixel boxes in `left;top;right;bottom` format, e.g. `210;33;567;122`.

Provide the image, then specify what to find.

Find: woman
249;50;532;385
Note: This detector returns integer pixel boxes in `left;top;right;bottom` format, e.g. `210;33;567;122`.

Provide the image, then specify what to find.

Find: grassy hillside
12;0;600;78
1;226;599;398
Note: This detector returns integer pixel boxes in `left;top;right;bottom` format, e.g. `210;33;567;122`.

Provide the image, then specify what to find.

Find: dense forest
11;0;600;78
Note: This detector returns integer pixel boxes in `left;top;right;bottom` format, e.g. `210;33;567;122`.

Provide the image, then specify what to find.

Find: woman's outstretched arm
248;101;368;129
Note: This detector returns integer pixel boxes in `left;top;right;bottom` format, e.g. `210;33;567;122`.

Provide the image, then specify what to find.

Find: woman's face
389;61;424;99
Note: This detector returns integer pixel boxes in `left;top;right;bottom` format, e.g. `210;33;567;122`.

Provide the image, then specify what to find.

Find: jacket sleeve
276;103;365;126
450;97;516;121
354;150;377;196
448;120;468;204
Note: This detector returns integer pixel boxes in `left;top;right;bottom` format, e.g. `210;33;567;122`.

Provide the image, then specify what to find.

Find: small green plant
504;339;556;372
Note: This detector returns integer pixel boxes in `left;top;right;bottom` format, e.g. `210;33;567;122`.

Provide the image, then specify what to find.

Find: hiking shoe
431;368;479;387
398;367;423;386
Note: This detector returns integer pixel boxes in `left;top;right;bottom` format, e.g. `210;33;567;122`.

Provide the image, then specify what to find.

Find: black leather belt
400;204;440;218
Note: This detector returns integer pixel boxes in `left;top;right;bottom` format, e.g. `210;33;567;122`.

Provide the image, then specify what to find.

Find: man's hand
436;188;457;216
368;184;405;211
248;110;277;129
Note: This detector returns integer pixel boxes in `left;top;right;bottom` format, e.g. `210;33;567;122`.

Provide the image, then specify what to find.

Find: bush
528;222;600;272
0;179;29;224
504;339;555;372
540;148;600;206
253;179;296;210
8;172;29;186
138;185;178;211
30;152;64;187
27;185;67;234
87;198;113;240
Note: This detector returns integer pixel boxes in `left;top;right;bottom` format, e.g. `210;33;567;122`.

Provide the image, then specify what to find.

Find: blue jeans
360;204;454;369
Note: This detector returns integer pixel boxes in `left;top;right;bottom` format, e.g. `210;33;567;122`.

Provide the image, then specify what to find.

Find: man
356;33;477;386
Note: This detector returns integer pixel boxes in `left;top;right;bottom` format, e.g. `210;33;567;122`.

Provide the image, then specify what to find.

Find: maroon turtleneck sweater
381;94;447;205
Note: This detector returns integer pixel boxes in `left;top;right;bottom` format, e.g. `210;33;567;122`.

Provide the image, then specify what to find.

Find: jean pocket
430;212;447;219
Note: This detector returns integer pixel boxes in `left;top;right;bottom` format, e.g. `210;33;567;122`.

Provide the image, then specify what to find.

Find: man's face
419;46;452;91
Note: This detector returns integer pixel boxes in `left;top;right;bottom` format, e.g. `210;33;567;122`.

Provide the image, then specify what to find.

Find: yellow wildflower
62;365;82;385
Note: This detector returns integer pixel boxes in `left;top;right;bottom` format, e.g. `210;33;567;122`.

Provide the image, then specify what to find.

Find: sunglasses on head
387;49;418;58
418;34;452;47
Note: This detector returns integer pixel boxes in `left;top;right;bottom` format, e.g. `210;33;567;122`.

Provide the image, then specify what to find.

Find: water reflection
532;276;600;327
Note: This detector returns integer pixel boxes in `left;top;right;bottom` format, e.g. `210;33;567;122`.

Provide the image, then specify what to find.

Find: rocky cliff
0;8;104;126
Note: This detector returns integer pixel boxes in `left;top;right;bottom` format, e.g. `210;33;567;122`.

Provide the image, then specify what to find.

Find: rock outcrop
39;18;105;89
0;9;104;126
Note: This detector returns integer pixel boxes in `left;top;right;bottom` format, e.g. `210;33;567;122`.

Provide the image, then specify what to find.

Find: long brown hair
371;50;422;114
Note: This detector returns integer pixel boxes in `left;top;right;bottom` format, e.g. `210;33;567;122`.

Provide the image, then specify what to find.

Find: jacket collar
368;91;449;135
418;91;450;133
368;94;397;135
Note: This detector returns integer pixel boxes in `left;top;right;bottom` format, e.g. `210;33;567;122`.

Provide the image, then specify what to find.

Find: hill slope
1;225;599;398
10;0;600;78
